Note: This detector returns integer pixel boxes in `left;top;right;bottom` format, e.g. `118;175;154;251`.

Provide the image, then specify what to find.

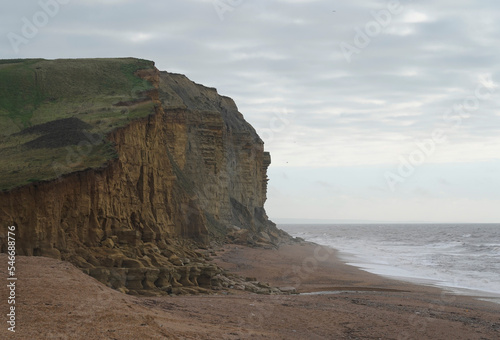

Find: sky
1;0;499;223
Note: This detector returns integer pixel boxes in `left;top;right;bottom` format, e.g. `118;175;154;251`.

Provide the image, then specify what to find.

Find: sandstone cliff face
0;63;288;294
159;72;274;239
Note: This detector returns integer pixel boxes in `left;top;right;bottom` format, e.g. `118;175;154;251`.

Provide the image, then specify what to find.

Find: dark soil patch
18;117;92;135
18;117;102;149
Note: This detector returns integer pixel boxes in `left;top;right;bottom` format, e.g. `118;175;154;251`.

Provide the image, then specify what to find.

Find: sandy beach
1;242;499;339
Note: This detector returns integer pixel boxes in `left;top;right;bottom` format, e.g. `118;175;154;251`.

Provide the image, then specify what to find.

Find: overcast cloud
2;0;499;222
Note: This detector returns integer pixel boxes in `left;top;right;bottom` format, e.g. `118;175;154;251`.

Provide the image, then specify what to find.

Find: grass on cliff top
0;58;156;190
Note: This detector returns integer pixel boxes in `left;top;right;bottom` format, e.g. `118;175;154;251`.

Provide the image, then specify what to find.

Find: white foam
282;224;500;302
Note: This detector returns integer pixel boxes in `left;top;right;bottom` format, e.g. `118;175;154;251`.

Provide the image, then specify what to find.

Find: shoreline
333;248;500;304
211;242;500;338
214;242;478;296
1;242;499;339
279;223;500;301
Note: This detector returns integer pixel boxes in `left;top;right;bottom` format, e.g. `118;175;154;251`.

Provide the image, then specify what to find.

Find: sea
280;224;500;302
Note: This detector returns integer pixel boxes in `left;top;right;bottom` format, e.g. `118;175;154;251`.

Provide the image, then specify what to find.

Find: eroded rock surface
0;60;291;294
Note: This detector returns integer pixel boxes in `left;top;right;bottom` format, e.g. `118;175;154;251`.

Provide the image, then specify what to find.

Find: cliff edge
0;58;290;295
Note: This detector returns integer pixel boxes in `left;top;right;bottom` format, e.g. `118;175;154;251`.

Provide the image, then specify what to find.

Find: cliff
0;58;290;295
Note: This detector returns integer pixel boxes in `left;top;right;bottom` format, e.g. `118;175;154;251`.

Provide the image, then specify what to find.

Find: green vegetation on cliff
0;58;156;190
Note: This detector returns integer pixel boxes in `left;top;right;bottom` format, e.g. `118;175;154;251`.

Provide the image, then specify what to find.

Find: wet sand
1;242;499;339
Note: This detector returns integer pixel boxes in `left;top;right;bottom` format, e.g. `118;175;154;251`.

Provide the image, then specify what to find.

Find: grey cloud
1;0;499;166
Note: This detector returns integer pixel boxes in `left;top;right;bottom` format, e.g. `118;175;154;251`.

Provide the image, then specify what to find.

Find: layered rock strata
0;61;290;295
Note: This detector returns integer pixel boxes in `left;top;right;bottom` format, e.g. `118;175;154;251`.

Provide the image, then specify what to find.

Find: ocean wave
281;223;500;297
